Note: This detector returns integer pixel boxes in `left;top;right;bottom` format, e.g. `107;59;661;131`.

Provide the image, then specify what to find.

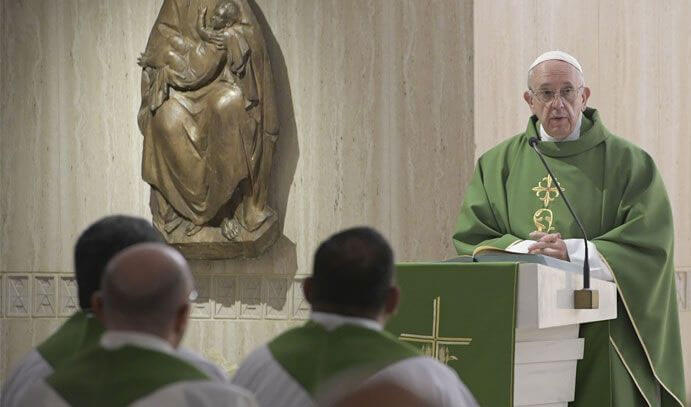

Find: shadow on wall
190;0;301;315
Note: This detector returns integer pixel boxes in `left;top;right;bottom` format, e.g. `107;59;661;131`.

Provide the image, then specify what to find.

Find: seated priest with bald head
452;51;685;406
17;243;257;407
1;216;228;407
232;227;478;407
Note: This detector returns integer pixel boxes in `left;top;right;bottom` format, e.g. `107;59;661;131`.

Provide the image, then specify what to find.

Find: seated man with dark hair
17;243;257;407
1;215;226;407
232;227;478;407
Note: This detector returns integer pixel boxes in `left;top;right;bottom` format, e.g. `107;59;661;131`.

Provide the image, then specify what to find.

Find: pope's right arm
452;160;521;255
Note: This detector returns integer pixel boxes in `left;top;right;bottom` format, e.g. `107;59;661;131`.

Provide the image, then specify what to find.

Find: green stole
47;345;209;407
37;310;104;369
453;108;685;406
268;320;420;395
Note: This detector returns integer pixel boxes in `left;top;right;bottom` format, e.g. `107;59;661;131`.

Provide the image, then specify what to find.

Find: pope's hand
528;231;569;261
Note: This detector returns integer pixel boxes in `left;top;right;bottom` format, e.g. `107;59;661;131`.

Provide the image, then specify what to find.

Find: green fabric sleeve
453;161;521;255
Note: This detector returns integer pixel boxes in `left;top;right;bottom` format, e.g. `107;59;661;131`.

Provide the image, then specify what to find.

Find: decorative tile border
213;275;239;319
1;272;313;321
292;279;310;320
264;277;289;320
33;275;57;317
191;275;212;319
187;275;311;321
58;277;79;317
239;277;263;319
6;274;30;317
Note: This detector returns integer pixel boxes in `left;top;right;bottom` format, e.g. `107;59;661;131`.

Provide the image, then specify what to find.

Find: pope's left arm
589;151;686;404
453;160;521;255
591;152;675;297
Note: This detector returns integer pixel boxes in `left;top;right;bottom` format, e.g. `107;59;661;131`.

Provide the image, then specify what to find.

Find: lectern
385;260;616;407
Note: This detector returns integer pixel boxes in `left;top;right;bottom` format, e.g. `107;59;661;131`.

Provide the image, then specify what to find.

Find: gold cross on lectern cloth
399;296;472;365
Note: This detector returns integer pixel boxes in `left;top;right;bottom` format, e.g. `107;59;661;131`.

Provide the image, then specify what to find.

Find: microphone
528;137;598;309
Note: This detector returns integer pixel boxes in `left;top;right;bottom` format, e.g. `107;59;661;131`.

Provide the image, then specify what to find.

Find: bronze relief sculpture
138;0;279;259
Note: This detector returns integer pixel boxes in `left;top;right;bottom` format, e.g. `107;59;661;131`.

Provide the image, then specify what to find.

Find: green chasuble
268;321;419;395
47;345;209;407
37;310;104;369
452;108;685;407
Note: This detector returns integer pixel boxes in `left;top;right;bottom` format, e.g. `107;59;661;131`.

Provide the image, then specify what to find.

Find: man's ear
523;91;535;113
581;86;591;109
173;303;190;343
384;286;400;316
303;277;314;305
90;291;105;323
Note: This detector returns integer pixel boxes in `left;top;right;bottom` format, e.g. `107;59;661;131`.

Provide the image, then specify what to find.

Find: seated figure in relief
137;0;279;243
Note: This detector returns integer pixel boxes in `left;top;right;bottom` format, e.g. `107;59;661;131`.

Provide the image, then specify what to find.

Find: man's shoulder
385;355;460;378
132;380;257;407
370;356;478;406
11;378;70;407
233;344;274;380
1;350;53;406
176;346;230;382
603;133;659;171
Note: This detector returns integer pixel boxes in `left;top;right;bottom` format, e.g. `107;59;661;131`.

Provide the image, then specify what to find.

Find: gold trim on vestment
609;336;653;407
599;253;684;407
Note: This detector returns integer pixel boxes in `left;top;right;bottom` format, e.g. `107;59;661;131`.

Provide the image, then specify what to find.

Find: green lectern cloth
386;262;519;407
452;108;685;406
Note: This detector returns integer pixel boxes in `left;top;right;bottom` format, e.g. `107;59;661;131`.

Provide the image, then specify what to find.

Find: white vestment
232;312;479;407
1;338;228;407
12;331;254;407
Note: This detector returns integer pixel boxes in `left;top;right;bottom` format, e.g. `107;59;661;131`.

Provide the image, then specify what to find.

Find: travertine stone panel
474;0;691;401
0;0;474;382
0;0;164;273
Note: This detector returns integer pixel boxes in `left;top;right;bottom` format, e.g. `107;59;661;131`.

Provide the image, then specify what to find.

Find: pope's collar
310;311;383;331
539;113;583;142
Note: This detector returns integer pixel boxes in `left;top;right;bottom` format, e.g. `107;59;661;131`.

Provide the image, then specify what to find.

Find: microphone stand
528;137;599;309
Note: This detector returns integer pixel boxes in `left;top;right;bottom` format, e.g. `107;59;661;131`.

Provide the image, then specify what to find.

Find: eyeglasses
530;86;583;104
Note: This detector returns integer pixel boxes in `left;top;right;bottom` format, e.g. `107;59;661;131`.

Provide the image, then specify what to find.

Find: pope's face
523;60;590;140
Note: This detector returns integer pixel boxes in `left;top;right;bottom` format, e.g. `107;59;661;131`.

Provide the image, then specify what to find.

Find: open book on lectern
444;246;583;274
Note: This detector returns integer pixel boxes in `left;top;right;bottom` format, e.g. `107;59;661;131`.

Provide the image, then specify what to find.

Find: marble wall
474;0;691;402
0;0;474;379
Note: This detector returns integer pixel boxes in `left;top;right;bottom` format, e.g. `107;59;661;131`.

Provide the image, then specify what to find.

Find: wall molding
3;269;688;320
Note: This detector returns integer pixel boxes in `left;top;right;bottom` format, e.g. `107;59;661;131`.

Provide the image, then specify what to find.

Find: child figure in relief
138;0;254;112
